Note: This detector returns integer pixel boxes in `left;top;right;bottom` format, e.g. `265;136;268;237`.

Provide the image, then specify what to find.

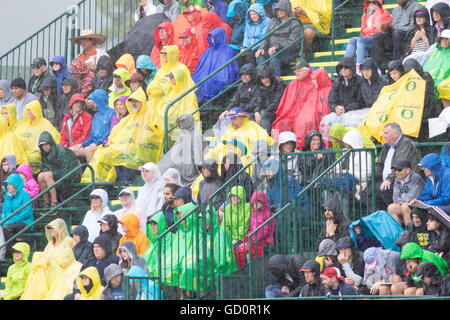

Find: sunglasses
367;1;377;4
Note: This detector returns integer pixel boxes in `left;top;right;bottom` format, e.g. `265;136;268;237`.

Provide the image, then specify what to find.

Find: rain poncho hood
115;53;137;76
1;102;22;134
0;80;13;107
206;0;229;25
108;68;132;108
118;214;150;256
359;57;388;107
0;115;28;166
136;54;159;85
242;3;270;50
50;55;71;93
77;266;104;300
136;162;165;218
224;185;252;241
417;153;450;206
329;122;376;155
114;188;147;234
400;242;448;277
150;21;176;69
142;211;169;277
2;242;31;300
82;188;112;243
118;240;149;273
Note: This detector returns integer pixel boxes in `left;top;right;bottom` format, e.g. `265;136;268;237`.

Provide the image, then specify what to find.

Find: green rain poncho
329;123;377;159
2;242;31;300
223;185;252;242
400;242;448;278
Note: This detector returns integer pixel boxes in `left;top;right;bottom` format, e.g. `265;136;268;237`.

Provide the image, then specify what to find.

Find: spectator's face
52;63;61;72
130;99;143;113
249;11;261;23
441;37;449;49
121;223;130;233
181;36;192;46
394;167;410;180
13;251;23;261
32;65;46;77
174;197;185;208
72;234;81;244
338;247;352;258
42;88;51;98
114;100;127;116
423;276;432;285
80;38;95;51
93;243;106;259
1;161;8;173
389;69;402;82
280;141;295;153
100;222;110;233
412;214;422;227
323;207;334;219
276;9;287;19
432;11;441;22
26;108;36;121
2;108;9;122
241;74;252;84
159;28;168;42
426;217;440;232
41;142;52;154
163;0;170;4
163;187;174;204
113;76;124;89
119;193;131;208
382;125;399;146
415;16;426;26
397;0;408;6
161;52;168;63
321;275;337;289
110;275;122;288
81;276;92;287
361;67;372;80
90;197;103;210
304;271;315;283
260;77;271;87
421;166;433;177
295;67;309;81
120;249;129;261
139;0;148;6
150;221;159;235
230;116;245;129
10;86;26;99
62;84;72;94
309;135;321;151
129;81;141;92
71;101;84;114
0;88;4;99
201;167;212;178
231;195;241;205
6;182;17;195
340;66;353;79
141;168;154;182
99;68;108;77
185;12;195;23
406;258;419;273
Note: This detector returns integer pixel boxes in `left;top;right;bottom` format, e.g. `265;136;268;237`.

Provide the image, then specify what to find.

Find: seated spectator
98;214;122;256
20;252;49;300
206;0;229;25
114;188;146;234
60;94;93;149
358;57;389;108
0;117;28;167
0;80;13;108
115;54;137;77
426;210;450;261
299;260;325;297
82;189;113;243
108;68;131;109
175;5;209;55
202;12;232;45
344;0;392;73
136;55;159;86
75;267;105;300
178;0;205;12
158;183;180;229
1;102;22;134
1;174;34;254
118;241;149;275
254;64;286;133
255;0;302;76
28;57;52;97
124;73;146;97
156;0;181;22
276;131;300;180
70;58;95;98
69;29;108;73
91;55;115;93
106;95;129;142
151;22;176;70
161;168;182;186
38;77;62;128
117;214;150;257
85;234;120;287
9;78;38;121
414;261;450;296
318;195;352;246
336;236;367;294
197;158;222;209
100;264;124;300
172;185;195;208
327;123;376;157
49;55;71;94
402;9;433;61
0;155;17;203
135;0;157;22
56;77;79;128
37;130;80;206
136;162;165;219
386;59;406;83
362;246;402;295
250;139;271;191
239;3;271;66
16;163;39;202
321;266;359;296
143;212;170;277
220;151;253;202
399;206;430;249
127;265;162;300
387;159;425;226
316;239;343;273
178;27;201;74
430;3;450;40
228;1;247;53
266;254;306;298
192;27;239;104
70;225;94;269
370;0;426;71
1;242;30;300
70;89;115;163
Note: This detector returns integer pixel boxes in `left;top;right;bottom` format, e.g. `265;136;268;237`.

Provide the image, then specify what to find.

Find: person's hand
389;274;403;283
379;180;391;191
240;48;246;53
281;286;290;294
353;224;361;234
408;199;423;206
326;219;336;237
338;251;349;265
361;182;367;191
255;49;264;58
370;280;383;295
335;105;345;115
419;29;427;40
381;23;393;32
254;112;261;125
219;110;229;121
317;153;323;160
268;46;277;56
74;293;81;300
85;99;95;109
345;278;355;286
324;256;333;267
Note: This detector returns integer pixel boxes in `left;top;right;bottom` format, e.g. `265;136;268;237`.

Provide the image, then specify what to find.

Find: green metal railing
163;16;305;153
330;0;353;60
0;0;138;82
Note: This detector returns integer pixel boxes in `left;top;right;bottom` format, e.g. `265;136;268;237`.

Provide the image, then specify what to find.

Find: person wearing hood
136;54;159;86
158;113;206;186
136;162;165;219
9;77;38;121
206;0;229;25
336;236;368;294
100;263;125;300
108;68;131;109
85;234;120;287
0;116;28;167
172;185;195;208
37;77;61;127
116;53;138;77
318;195;353;246
70;58;95;98
135;0;157;22
271;60;315;138
56;76;79;128
344;0;392;73
49;55;72;94
299;259;325;297
202;12;232;45
37;130;80;206
82;189;113;243
60;94;93;148
151;21;176;69
98;214;122;255
2;242;31;300
75;266;105;300
118;240;149;275
117;213;149;257
386;59;406;84
276;130;301;181
0;155;17;204
1;102;22;134
222;185;252;246
328;122;376;156
71;89;115;163
414;261;450;296
220;151;253;202
358;57;389;108
426;212;450;261
70;225;94;269
16;163;39;203
0;80;14;107
156;0;181;21
255;0;302;76
127;265;162;300
174;5;209;56
192;27;239;104
255;62;286;134
1;173;34;255
197;158;223;209
28;57;53;98
424;29;450;100
91;55;115;93
114;188;147;234
178;27;201;74
402;9;433;60
228;1;247;52
178;0;205;13
399;206;430;249
158;183;180;230
430;2;450;40
266;254;306;298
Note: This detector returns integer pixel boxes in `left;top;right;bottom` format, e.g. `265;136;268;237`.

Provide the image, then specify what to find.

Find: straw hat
69;29;106;45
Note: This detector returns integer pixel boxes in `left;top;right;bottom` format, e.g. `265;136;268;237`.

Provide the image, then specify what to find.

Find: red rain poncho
150;21;176;69
173;6;209;55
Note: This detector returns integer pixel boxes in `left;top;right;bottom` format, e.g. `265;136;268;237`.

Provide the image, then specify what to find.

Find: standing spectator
150;22;176;69
70;225;94;269
318;195;352;246
299;260;325;297
134;0;157;22
1;242;30;300
49;55;71;94
0;80;13;107
321;266;359;297
91;55;115;93
60;94;93;149
85;234;120;287
98;214;122;256
255;0;303;76
358;57;389;109
136;162;165;219
156;0;181;22
100;264;125;300
114;188;146;234
9;78;38;121
70;58;95;98
69;29;108;73
28;57;52;97
117;214;150;257
266;254;306;298
82;189;113;243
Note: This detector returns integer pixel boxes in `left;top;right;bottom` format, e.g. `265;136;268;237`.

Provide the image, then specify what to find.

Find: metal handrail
163;16;305;153
330;0;353;60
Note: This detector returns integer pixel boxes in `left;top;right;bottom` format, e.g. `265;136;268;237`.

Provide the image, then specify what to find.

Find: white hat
69;29;106;45
440;29;450;40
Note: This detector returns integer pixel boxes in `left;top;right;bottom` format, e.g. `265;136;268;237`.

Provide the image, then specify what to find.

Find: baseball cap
224;107;250;119
97;218;109;224
363;246;379;269
391;159;411;171
138;162;155;172
291;59;310;70
31;57;47;67
322;267;345;281
414;10;425;17
179;27;195;38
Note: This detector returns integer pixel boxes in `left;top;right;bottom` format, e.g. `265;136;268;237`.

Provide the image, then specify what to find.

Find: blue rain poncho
242;3;271;51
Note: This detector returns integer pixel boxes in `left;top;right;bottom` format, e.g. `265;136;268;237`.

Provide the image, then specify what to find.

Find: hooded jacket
268;254;307;297
0;116;28;167
0;80;14;107
1;102;22;134
358;57;388;108
1;173;34;227
117;213;150;257
70;58;95;98
0;154;17;199
76;266;105;300
91;55;115;92
223;185;252;241
202;12;232;45
60;94;93;148
317;195;352;246
39;130;80;190
402;8;433;57
228;1;247;50
2;242;31;300
86;234;120;287
178;31;201;74
136;55;159;85
38;77;61;127
114;188;147;234
150;21;176;69
328;57;365;112
342;129;373;183
56;76;79;129
401;207;430;248
80;89;115;147
100;263;124;300
70;225;94;269
400;242;448;278
82;188;113;243
50;55;71;94
118;241;149;274
242;3;271;51
415;261;450;296
207;0;229;25
197;158;223;208
108;68;132;109
221;152;253;202
360;0;392;36
98;213;122;255
299;260;325;297
143;212;170;277
429;2;450;40
192;27;239;103
16;163;40;199
417;153;450;206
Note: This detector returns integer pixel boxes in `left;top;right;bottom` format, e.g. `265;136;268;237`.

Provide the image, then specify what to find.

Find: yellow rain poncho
290;0;333;35
81;87;164;182
15;100;60;174
76;267;104;300
2;102;23;134
20;252;50;300
437;76;450;101
44;248;82;300
0;115;28;166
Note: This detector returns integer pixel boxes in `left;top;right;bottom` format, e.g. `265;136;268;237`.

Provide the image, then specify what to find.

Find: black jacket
299;260;325;297
328;57;364;112
85;234;120;287
268;254;307;297
227;63;262;117
28;71;52;96
427;228;450;261
38;77;63;128
71;225;94;269
357;57;388;108
98;214;122;258
402;8;433;58
430;2;450;41
56;76;79;130
317;195;353;246
91;55;115;92
221;152;253;202
255;65;286;122
197;158;223;209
